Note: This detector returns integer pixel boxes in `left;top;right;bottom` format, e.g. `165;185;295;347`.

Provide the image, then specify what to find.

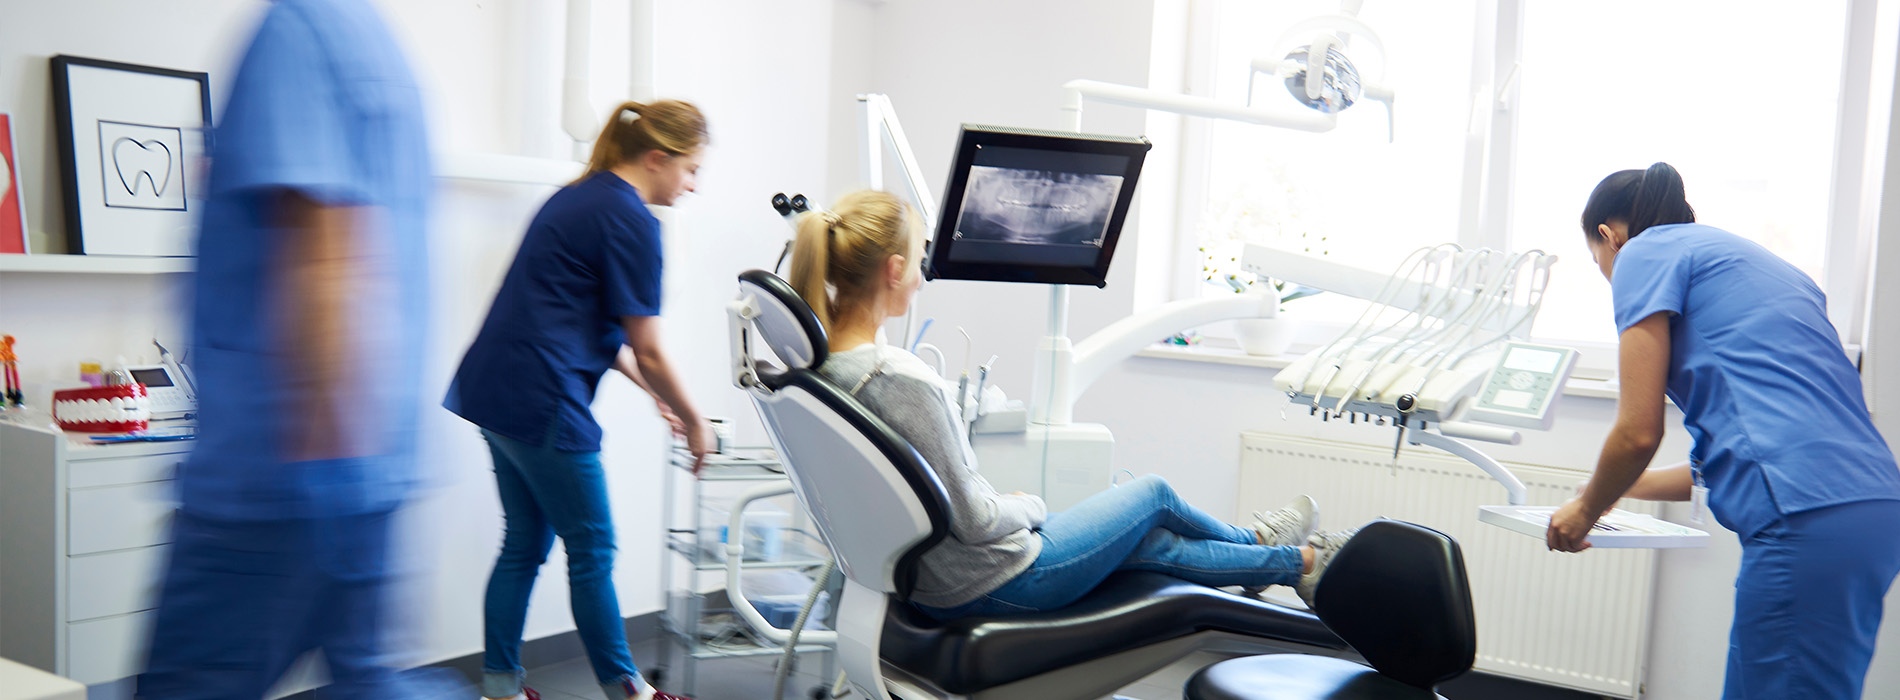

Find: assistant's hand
655;400;686;439
1546;497;1600;553
1573;480;1618;517
683;415;712;476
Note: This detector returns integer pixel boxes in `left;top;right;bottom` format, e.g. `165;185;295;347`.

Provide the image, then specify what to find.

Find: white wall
847;2;1900;699
0;0;837;670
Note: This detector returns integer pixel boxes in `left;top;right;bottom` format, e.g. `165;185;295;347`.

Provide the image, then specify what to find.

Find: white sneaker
1296;528;1357;608
1252;495;1319;547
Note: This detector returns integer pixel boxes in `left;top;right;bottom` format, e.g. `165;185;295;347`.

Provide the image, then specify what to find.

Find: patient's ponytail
790;211;837;331
1580;161;1696;243
787;190;923;335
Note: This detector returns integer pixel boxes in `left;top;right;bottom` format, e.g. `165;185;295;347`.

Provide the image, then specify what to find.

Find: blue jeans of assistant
481;430;639;700
1723;499;1900;700
138;509;463;700
920;475;1304;619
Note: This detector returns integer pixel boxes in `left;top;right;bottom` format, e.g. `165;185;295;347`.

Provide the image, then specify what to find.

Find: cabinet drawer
68;546;168;622
66;610;154;685
68;482;175;555
69;453;183;489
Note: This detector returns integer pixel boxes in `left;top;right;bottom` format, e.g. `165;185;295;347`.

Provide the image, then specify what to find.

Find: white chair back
732;270;951;597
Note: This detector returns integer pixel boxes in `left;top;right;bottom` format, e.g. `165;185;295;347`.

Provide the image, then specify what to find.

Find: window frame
1155;0;1891;378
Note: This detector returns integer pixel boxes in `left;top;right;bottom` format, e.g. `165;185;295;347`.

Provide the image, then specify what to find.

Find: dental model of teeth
52;385;152;433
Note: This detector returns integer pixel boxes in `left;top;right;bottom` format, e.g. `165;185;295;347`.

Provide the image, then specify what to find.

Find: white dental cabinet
0;421;184;686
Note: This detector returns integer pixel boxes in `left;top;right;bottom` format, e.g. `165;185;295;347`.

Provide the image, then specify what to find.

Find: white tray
1479;505;1710;549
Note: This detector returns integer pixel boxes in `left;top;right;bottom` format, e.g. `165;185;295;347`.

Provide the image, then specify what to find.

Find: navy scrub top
446;171;663;452
1610;223;1900;538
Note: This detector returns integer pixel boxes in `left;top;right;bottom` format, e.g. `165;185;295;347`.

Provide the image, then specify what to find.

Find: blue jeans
921;475;1304;619
481;430;639;700
1723;499;1900;700
139;510;464;700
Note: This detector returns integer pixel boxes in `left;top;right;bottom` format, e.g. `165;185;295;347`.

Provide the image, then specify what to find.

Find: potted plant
1198;169;1327;356
1231;277;1322;355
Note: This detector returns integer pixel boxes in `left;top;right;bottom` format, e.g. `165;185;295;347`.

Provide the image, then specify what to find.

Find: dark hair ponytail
1580;162;1695;243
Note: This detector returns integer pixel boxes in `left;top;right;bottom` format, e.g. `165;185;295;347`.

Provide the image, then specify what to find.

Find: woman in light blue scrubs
1547;162;1900;699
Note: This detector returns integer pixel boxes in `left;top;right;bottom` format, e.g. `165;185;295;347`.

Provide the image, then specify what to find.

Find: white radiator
1238;432;1659;698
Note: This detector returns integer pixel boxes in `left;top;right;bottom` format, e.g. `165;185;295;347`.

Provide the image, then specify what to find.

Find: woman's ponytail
575;99;708;184
785;191;921;336
1580;161;1696;243
1626;162;1695;238
789;211;836;331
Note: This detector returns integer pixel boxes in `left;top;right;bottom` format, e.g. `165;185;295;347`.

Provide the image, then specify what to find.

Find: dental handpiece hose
957;371;971;424
969;355;998;431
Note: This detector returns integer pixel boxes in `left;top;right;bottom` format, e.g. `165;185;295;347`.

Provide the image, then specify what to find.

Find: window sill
1132;343;1624;401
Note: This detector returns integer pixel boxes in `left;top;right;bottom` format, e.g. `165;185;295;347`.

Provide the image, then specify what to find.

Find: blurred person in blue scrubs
1548;163;1900;699
444;100;710;700
136;0;447;698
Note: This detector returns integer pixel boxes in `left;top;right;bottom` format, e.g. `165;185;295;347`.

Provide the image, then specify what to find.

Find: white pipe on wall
630;0;657;102
562;0;597;160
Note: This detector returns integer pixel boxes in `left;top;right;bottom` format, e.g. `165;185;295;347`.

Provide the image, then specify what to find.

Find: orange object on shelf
52;384;149;433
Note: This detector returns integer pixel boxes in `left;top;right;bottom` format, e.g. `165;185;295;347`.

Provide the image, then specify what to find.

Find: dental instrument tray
1478;505;1709;549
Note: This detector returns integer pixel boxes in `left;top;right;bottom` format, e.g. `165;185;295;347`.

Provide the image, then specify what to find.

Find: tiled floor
517;638;834;700
513;639;1601;700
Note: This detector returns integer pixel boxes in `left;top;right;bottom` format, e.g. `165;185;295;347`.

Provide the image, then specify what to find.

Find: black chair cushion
740;269;828;371
881;572;1346;694
1185;655;1446;700
1311;520;1475;689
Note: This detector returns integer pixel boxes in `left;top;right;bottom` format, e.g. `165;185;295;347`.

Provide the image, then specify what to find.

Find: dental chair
727;270;1474;700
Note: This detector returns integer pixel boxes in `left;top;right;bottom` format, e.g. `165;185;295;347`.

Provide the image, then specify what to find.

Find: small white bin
701;501;791;562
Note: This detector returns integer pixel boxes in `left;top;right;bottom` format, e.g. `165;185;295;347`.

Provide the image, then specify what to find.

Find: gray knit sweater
818;343;1046;609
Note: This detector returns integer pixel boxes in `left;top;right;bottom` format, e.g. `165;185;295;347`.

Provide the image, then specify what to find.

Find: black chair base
881;572;1346;695
1186;655;1447;700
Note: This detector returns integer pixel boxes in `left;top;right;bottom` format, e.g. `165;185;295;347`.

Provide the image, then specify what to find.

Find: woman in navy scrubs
447;101;710;700
1548;162;1900;699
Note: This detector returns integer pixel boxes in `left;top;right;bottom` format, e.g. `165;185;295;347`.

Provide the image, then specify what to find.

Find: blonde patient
789;190;1361;619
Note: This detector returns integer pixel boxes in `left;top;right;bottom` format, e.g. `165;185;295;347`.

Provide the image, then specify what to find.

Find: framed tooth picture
51;55;211;257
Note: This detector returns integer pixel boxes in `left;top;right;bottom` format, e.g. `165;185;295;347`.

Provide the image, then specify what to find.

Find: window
1509;2;1849;344
1188;0;1479;327
1164;0;1883;372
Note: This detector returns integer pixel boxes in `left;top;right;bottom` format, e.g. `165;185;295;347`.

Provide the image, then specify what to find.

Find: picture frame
50;55;211;257
0;112;27;254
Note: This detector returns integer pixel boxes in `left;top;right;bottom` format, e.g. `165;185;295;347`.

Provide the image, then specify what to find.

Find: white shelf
436;151;581;186
0;254;193;275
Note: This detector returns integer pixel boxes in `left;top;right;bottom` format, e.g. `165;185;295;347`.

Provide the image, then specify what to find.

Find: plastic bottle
79;360;104;387
104;356;134;387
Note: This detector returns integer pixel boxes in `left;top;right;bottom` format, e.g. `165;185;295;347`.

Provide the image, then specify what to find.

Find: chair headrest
739;270;828;371
1312;519;1476;689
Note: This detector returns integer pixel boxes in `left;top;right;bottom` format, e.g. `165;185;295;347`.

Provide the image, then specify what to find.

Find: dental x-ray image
953;166;1123;247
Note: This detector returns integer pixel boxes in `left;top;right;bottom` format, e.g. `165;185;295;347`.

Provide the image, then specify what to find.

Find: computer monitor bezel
924;125;1151;287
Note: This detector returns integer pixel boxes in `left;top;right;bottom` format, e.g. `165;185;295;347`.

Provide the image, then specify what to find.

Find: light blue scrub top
185;0;431;520
1611;223;1900;537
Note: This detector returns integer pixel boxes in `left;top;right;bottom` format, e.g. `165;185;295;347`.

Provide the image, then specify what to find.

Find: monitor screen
130;367;174;388
926;125;1150;287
